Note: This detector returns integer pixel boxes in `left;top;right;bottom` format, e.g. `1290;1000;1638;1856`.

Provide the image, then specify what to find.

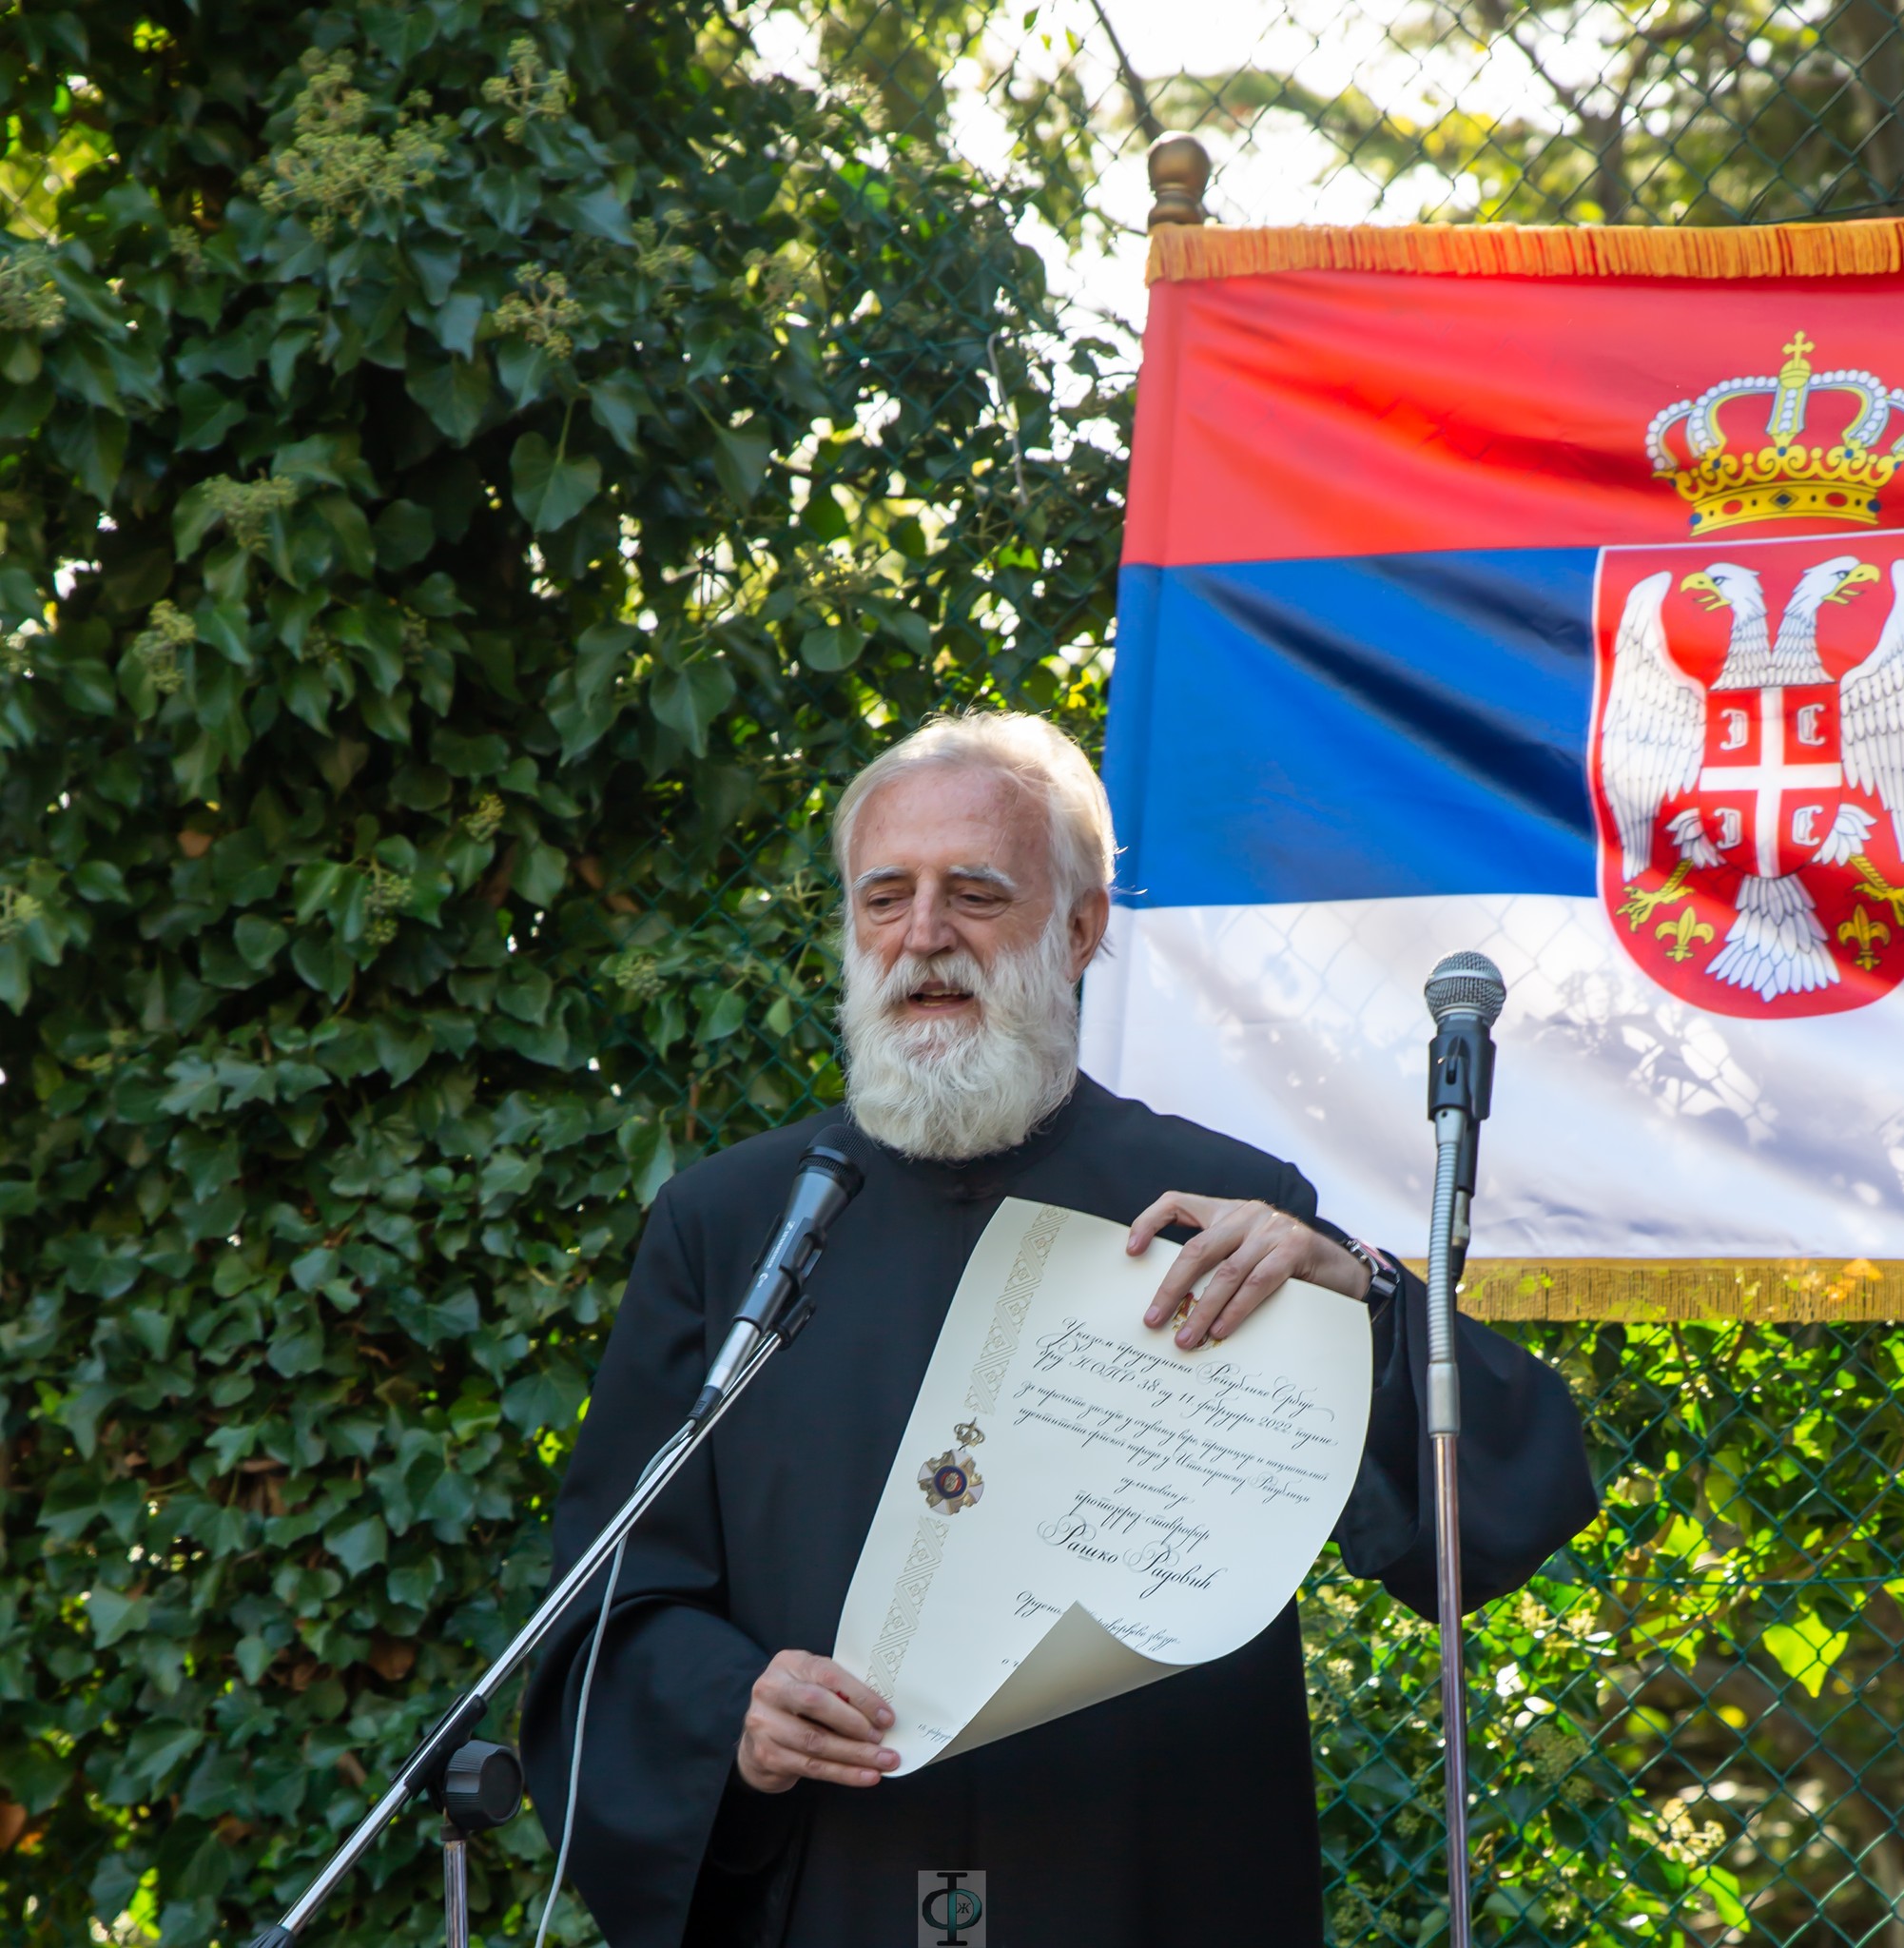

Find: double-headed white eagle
1602;552;1904;1001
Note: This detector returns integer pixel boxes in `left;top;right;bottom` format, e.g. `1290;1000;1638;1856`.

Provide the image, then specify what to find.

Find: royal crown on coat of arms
1647;332;1903;534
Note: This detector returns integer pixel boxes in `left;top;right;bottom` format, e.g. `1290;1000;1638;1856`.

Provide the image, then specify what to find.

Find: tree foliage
0;1;1121;1938
1139;0;1904;224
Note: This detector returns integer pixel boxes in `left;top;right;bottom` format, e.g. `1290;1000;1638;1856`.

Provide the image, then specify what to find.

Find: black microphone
1424;950;1506;1282
689;1125;874;1423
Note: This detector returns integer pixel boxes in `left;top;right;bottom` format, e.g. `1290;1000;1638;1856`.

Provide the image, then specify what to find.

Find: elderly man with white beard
521;713;1596;1948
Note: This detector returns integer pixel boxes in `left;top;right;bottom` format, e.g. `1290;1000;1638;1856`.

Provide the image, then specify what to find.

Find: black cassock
521;1079;1597;1948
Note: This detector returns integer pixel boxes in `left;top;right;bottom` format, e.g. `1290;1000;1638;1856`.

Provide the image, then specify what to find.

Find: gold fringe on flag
1148;219;1904;284
1395;1257;1904;1321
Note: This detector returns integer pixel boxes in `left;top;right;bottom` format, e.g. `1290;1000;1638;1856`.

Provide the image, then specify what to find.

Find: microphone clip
1428;1019;1495;1125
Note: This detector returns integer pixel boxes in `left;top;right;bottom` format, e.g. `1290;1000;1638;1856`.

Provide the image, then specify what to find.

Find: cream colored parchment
832;1198;1373;1773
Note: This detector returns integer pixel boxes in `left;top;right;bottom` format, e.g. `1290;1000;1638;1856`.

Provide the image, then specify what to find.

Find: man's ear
1068;887;1111;979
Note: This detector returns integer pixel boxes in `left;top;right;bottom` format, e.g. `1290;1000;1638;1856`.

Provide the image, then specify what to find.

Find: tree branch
1085;0;1164;145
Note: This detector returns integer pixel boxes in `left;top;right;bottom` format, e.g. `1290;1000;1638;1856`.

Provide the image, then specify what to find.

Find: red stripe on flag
1123;268;1904;567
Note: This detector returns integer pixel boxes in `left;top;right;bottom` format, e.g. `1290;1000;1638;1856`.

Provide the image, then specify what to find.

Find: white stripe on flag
1080;895;1904;1259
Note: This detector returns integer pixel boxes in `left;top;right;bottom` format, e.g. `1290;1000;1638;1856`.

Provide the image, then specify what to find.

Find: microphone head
803;1123;875;1199
1425;950;1506;1027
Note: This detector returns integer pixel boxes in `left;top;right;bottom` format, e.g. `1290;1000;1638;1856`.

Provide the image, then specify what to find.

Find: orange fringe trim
1395;1257;1904;1321
1148;219;1904;284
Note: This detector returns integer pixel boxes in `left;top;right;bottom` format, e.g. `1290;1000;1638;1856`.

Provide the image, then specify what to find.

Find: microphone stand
1425;1089;1472;1948
241;1328;787;1948
1423;964;1497;1948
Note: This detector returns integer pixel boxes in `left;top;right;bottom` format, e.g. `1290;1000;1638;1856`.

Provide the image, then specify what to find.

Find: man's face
845;765;1104;1030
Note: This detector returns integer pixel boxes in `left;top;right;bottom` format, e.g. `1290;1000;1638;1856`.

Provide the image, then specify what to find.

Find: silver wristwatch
1341;1237;1403;1312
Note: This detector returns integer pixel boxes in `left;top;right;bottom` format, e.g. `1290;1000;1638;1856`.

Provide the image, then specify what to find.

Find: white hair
831;711;1117;918
839;911;1078;1160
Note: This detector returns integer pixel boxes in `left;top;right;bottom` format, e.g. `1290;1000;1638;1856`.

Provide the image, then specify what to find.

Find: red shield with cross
1590;529;1904;1019
1694;683;1842;882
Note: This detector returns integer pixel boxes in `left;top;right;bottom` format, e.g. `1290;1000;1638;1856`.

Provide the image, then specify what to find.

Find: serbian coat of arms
1589;332;1904;1019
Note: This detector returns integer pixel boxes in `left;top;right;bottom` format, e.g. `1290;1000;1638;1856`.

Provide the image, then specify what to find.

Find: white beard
839;920;1080;1161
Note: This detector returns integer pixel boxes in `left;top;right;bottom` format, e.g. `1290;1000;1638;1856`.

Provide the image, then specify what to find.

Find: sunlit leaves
0;0;1134;1941
1759;1611;1852;1699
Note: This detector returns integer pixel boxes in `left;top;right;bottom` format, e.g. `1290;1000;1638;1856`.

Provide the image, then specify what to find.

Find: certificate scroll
833;1198;1374;1773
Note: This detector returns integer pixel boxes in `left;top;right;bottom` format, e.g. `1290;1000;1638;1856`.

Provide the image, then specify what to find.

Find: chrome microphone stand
443;1821;466;1948
1422;951;1505;1948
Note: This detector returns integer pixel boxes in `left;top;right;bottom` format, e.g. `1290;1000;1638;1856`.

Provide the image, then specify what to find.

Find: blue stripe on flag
1105;548;1600;906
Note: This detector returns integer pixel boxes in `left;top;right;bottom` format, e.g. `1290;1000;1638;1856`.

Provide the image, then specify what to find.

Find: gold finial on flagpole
1146;134;1211;229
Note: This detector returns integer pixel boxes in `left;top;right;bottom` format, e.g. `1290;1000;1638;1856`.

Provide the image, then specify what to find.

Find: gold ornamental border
1400;1258;1904;1321
1148;218;1904;284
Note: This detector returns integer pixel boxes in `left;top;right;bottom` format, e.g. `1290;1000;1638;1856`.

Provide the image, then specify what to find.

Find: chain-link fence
5;2;1902;1942
1311;1321;1904;1945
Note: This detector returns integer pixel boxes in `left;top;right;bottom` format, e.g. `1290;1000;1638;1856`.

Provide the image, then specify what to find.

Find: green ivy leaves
0;3;1131;1943
408;351;492;444
711;423;771;510
509;430;599;531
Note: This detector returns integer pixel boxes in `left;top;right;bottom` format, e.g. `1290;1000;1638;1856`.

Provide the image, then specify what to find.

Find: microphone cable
532;1418;690;1948
534;1532;627;1948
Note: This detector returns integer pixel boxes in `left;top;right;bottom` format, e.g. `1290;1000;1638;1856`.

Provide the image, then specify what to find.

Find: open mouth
907;982;976;1010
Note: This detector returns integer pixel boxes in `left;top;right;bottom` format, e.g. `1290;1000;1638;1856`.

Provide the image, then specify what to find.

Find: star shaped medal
918;1419;985;1514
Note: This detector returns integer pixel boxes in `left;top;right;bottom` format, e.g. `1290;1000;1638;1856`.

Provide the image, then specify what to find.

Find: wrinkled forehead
846;760;1054;885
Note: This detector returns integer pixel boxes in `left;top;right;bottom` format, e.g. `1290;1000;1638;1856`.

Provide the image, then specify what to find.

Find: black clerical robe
521;1080;1597;1948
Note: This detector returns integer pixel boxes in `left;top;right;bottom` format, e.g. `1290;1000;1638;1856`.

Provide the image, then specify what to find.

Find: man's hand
736;1649;899;1793
1128;1194;1371;1350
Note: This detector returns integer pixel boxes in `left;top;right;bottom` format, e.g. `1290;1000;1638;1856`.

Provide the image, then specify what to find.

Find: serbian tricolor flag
1080;222;1904;1311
